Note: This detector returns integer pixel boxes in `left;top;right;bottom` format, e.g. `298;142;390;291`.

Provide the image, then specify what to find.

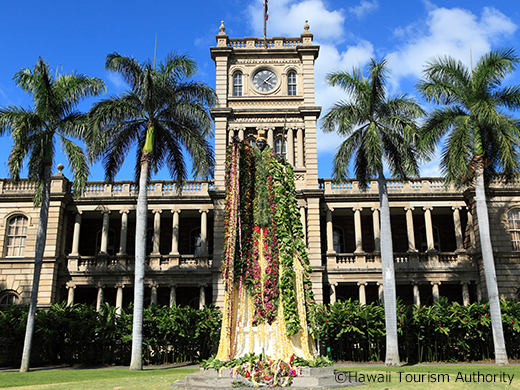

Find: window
5;215;28;257
288;71;297;96
246;136;256;147
95;229;116;255
508;209;520;251
274;137;287;157
333;226;345;253
420;225;440;252
233;72;243;96
191;228;202;255
0;291;20;306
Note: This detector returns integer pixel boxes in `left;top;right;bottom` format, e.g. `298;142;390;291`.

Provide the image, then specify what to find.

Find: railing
70;254;213;272
81;180;215;198
318;178;456;195
227;37;303;49
327;251;470;269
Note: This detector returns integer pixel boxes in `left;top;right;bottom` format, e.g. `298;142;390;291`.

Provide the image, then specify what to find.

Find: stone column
466;206;476;250
199;209;209;255
118;210;129;255
66;283;76;306
412;283;421;306
238;128;244;141
353;207;363;253
405;207;417;252
325;206;335;254
431;281;441;302
296;128;304;168
476;281;482;303
452;206;464;251
461;281;470;306
170;285;177;307
372;207;380;253
100;210;111;254
199;284;206;310
377;281;384;304
299;205;307;246
116;284;124;315
423;206;435;252
358;282;367;305
170;210;181;254
228;128;235;144
150;282;158;306
287;128;295;166
96;284;105;312
267;127;274;149
152;210;162;255
330;283;337;304
70;211;82;256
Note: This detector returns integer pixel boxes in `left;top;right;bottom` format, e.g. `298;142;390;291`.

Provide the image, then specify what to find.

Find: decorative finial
56;163;65;177
219;21;226;35
304;20;310;32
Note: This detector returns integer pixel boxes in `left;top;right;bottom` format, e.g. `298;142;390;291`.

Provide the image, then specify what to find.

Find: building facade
1;23;520;311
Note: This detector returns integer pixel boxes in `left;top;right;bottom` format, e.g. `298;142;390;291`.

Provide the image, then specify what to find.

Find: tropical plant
416;48;520;366
0;58;105;371
321;58;425;366
89;52;216;369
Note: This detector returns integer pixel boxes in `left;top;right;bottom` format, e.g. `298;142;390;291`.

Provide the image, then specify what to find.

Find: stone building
1;24;520;311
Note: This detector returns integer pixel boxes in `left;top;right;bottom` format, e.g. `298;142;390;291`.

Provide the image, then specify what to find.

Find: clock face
253;69;278;93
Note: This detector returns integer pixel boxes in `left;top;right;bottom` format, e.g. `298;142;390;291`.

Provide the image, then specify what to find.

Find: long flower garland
217;139;317;362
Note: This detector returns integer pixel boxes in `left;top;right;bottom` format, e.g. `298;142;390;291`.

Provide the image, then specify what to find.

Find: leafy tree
321;58;425;366
89;52;216;369
417;48;520;366
0;58;105;371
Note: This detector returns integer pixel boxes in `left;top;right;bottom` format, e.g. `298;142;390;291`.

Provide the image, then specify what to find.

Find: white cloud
314;41;375;153
349;0;379;20
247;0;345;42
106;72;127;92
386;6;517;89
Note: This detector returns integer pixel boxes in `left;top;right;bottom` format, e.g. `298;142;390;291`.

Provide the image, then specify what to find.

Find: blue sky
0;0;519;182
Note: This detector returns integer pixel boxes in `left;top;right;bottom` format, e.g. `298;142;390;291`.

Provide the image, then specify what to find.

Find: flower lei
220;139;317;337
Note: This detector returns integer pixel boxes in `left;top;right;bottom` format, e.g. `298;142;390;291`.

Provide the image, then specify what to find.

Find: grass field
1;364;520;389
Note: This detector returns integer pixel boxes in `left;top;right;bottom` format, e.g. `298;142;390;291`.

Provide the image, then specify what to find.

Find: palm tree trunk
129;153;150;370
474;164;509;366
20;164;51;372
378;172;400;366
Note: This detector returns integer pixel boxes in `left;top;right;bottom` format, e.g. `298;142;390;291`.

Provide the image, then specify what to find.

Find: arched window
0;291;20;306
508;209;520;251
274;137;286;157
233;72;243;97
287;71;297;96
95;229;116;255
333;226;345;253
5;215;28;257
246;136;256;147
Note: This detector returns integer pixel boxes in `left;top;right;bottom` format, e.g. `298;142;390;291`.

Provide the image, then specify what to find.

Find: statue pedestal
171;366;364;389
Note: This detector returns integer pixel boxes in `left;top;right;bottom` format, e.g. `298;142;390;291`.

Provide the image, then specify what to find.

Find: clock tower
210;21;324;304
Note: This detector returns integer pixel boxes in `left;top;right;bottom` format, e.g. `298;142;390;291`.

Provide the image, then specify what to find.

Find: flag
264;0;269;20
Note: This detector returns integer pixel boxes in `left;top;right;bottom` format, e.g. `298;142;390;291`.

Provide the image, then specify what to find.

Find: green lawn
1;365;520;390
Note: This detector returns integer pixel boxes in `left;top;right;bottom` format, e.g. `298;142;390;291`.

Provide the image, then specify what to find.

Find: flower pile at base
201;353;333;388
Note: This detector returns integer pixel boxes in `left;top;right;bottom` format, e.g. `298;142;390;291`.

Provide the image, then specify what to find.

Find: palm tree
0;58;105;372
416;48;520;366
89;52;216;370
321;58;425;366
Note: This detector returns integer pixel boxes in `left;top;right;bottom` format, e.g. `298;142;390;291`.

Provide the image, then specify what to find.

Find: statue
215;130;317;362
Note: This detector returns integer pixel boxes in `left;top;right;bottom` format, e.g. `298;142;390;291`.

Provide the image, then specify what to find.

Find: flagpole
263;1;267;41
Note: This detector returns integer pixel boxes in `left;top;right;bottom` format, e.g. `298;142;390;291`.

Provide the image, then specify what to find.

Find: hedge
0;302;221;368
2;298;520;367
